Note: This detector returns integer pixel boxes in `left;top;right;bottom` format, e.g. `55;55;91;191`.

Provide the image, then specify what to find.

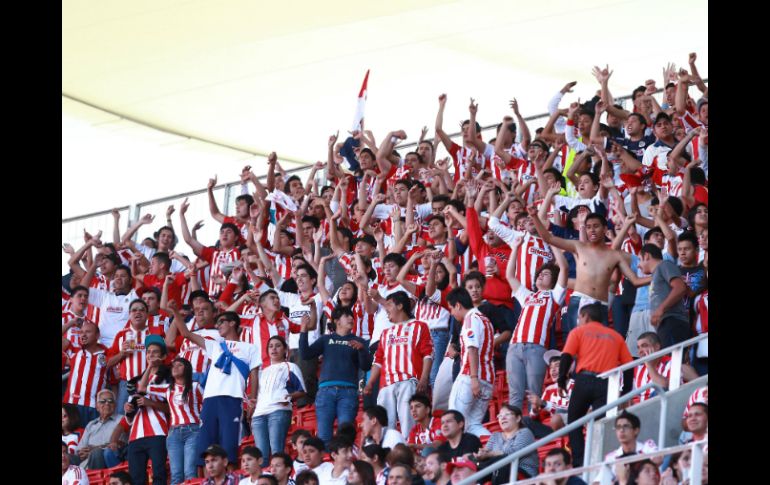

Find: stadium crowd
61;55;708;485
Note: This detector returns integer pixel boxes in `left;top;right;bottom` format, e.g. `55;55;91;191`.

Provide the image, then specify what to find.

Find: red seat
484;419;502;433
537;436;569;472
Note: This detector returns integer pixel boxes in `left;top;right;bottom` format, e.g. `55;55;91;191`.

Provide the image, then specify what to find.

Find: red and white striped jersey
511;284;566;347
62;431;81;454
487;218;553;291
693;291;708;334
108;327;165;381
373;319;433;387
61;464;88;485
122;381;170;440
531;380;575;419
177;327;221;374
240;312;300;368
64;345;109;408
323;289;371;340
407;417;444;445
265;249;293;282
90;274;113;292
153;382;204;427
122;312;170;334
661;171;685;198
370;282;413;344
632;356;673;403
413;292;450;331
509;158;538;205
459;308;495;384
449;142;491;181
62;311;87;350
682;386;708;419
200;246;242;298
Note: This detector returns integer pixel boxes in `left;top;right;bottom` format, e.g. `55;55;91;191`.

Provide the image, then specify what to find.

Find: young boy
239;446;264;485
290;429;312;478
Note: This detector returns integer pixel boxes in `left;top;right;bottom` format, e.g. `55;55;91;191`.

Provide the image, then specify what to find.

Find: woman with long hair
474;404;538;483
251;335;306;466
62;404;84;456
164;357;204;485
361;444;390;485
348;460;376;485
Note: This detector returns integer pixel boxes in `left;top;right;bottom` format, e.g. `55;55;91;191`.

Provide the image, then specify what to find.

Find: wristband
566;119;575;126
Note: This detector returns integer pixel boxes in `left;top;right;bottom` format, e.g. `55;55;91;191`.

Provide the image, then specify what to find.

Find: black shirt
438;433;481;459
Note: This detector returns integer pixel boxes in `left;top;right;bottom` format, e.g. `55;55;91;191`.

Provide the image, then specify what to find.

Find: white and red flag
351;69;370;132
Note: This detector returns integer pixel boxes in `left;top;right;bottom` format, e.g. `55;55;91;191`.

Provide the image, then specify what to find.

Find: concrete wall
587;375;708;465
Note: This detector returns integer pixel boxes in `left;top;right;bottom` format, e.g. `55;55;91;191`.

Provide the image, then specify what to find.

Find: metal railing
599;333;708;418
512;440;708;485
456;382;667;485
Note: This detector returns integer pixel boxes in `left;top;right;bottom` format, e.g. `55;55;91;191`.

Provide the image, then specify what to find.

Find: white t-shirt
315;462;348;485
137;245;188;273
239;477;259;485
202;339;261;399
87;288;139;347
370;283;413;345
254;362;305;416
382;428;406;448
593;439;658;484
278;291;323;349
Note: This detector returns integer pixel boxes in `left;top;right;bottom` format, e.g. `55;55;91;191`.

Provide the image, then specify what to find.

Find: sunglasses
98;399;116;404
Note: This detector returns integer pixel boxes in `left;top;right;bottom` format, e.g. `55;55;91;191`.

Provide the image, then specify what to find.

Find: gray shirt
650;261;688;322
75;413;125;468
483;429;539;478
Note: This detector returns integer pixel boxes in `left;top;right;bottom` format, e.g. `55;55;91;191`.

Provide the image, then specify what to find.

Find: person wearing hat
201;444;239;485
169;305;261;473
525;350;574;439
120;334;172;485
446;457;478;485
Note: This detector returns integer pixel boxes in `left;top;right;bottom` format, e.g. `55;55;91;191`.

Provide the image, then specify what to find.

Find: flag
351;69;370;132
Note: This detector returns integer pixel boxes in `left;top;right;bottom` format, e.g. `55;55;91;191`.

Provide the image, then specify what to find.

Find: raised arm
390;222;419;255
590;100;608;146
680;158;702;210
505;236;523;292
266;152;278;193
434;94;454;152
591;64;615;107
687;52;708;94
552;246;569;289
395;251;421;296
675;69;691;117
179;199;206;257
316;254;336;302
168;302;206;348
612;214;638;251
539;183;562;226
510;98;530;151
654;210;679;259
120;213;156;247
205;176;226;224
669;127;700;165
466;98;487;153
527;206;579;253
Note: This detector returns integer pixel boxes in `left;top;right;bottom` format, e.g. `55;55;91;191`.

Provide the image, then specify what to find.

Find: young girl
164;357;204;485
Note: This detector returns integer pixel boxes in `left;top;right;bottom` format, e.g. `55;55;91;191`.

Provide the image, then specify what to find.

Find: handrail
512;439;708;485
599;333;708;418
455;382;665;485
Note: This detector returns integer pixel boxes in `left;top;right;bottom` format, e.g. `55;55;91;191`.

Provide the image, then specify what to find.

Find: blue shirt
299;332;372;385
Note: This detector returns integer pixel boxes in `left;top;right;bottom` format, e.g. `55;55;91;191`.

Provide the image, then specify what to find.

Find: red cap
447;457;478;474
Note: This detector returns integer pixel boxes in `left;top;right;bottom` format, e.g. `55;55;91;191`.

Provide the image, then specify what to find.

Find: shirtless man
528;206;648;335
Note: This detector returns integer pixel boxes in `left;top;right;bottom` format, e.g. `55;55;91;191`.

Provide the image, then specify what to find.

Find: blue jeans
104;446;126;468
167;424;200;485
315;386;359;445
429;329;450;387
251;410;292;466
117;380;129;416
505;343;547;409
563;296;609;336
128;436;167;485
611;296;633;339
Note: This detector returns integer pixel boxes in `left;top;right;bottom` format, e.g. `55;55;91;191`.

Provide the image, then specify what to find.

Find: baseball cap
144;335;167;354
543;349;562;365
201;444;228;459
447;457;478;474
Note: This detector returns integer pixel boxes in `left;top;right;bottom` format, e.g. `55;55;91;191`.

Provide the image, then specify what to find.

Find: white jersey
87;288;139;347
277;291;323;349
202;339;261;399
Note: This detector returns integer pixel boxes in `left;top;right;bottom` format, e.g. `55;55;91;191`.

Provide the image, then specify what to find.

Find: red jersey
407;417;445;445
693;291;708;334
459;308;496;384
413;293;450;331
64;345;109;408
323;290;371;340
159;382;204;427
632;356;672;403
531;380;575;421
90;274;113;292
200;246;242;298
374;320;434;387
511;284;566;347
449;142;490;181
177;326;221;374
466;208;513;308
121;380;169;440
108;326;165;381
62;311;87;351
142;273;187;307
240;312;300;368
